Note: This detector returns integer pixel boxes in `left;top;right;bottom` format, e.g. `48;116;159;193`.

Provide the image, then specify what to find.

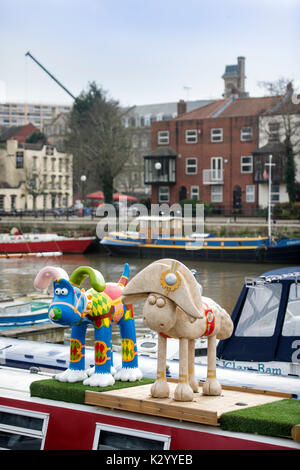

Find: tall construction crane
25;51;76;100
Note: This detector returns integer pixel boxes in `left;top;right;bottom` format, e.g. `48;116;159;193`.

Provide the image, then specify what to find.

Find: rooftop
173;95;288;120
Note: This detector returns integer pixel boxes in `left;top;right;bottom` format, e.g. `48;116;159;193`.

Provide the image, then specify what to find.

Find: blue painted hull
101;235;300;263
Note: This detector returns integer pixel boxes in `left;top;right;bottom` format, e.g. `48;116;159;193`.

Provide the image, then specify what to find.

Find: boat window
235;283;282;337
140;341;157;349
93;423;171;450
282;283;300;336
0;405;49;450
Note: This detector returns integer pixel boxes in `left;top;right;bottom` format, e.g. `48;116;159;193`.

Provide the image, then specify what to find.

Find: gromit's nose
49;307;62;321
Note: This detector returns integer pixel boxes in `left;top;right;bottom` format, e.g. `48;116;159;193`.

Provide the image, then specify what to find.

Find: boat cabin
134;216;184;240
217;267;300;376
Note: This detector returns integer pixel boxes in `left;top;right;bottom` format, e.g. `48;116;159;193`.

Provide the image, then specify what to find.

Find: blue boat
0;295;51;329
101;216;300;263
217;267;300;377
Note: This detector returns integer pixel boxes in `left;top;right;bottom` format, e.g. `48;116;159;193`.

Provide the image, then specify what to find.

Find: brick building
0;123;39;145
144;94;295;212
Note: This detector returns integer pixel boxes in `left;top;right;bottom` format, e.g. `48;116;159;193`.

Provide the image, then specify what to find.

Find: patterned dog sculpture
34;264;142;387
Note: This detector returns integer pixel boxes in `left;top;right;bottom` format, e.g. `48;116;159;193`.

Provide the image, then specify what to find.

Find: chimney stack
177;99;187;116
237;56;246;93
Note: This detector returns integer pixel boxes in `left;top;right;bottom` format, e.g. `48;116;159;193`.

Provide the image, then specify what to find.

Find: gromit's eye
61;288;68;296
156;297;166;308
55;288;61;295
148;295;156;305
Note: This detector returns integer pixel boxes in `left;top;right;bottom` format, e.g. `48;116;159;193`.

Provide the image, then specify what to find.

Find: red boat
0;365;299;451
0;233;95;255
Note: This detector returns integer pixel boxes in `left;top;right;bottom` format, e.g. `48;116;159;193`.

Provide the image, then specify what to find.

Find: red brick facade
148;97;281;212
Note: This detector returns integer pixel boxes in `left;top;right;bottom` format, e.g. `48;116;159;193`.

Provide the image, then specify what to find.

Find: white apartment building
0;102;71;131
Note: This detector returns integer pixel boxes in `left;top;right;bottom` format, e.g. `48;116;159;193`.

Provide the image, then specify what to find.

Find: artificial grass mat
30;378;300;440
30;377;154;405
220;399;300;439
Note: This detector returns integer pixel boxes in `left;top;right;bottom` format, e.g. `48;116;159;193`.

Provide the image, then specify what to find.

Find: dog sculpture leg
56;324;89;383
83;322;115;387
114;305;142;382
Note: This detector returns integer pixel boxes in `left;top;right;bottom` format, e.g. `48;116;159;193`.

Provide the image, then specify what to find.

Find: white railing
202;169;224;184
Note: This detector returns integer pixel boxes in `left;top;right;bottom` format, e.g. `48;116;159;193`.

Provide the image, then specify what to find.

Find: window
0;195;4;210
43;157;48;171
157;131;169;145
190;186;199;200
10;195;16;210
16;152;24;169
282;283;300;336
240;127;253;141
271;184;280;202
268;122;280;142
186;158;197;175
46;145;54;156
211;128;223;142
185;129;198;144
235;283;282;337
93;423;170;450
211;156;223;180
211;185;223;202
51;158;56;172
246;185;255;203
240;156;253;173
0;405;49;450
32;156;38;171
43;175;47;189
158;186;169;203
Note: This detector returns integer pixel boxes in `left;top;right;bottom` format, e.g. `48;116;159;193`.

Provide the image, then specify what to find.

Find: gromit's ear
69;266;105;292
34;266;69;291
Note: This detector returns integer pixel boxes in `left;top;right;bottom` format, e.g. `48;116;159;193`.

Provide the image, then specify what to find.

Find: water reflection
0;253;284;346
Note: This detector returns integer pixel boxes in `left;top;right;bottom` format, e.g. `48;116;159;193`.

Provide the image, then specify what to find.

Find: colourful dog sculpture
34;264;142;387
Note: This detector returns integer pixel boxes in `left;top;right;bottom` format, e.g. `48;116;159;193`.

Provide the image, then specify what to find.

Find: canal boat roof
217;266;300;365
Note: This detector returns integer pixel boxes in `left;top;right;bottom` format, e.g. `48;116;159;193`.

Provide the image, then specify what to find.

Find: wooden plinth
85;381;284;427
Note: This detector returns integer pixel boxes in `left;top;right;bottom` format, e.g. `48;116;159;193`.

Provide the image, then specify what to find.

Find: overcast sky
0;0;299;107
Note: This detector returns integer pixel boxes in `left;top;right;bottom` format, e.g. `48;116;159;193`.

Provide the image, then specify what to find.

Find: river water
0;252;286;346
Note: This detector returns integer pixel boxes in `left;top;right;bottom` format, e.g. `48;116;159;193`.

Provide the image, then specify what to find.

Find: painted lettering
292;340;300;363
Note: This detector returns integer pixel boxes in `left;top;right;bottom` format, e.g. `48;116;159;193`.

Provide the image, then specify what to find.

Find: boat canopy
217;267;300;364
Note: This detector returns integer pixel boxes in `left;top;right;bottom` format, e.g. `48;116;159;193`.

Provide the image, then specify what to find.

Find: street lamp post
80;175;87;217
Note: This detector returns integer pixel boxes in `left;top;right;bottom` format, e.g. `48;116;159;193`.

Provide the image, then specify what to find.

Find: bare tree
65;82;133;203
258;78;300;203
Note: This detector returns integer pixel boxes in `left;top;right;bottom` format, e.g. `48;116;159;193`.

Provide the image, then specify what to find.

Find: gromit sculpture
122;259;233;401
34;264;142;387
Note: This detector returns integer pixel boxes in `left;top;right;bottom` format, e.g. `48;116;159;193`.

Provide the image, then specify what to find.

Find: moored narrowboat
100;216;300;263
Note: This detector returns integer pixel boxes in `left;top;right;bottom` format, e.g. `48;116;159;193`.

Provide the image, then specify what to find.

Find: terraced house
145;89;300;212
0;136;73;212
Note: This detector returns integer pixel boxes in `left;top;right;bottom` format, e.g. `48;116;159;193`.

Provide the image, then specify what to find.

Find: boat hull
0;237;95;254
101;240;300;263
1;366;299;451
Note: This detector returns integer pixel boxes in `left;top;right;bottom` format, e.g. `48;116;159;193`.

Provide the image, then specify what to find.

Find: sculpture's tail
118;263;130;288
